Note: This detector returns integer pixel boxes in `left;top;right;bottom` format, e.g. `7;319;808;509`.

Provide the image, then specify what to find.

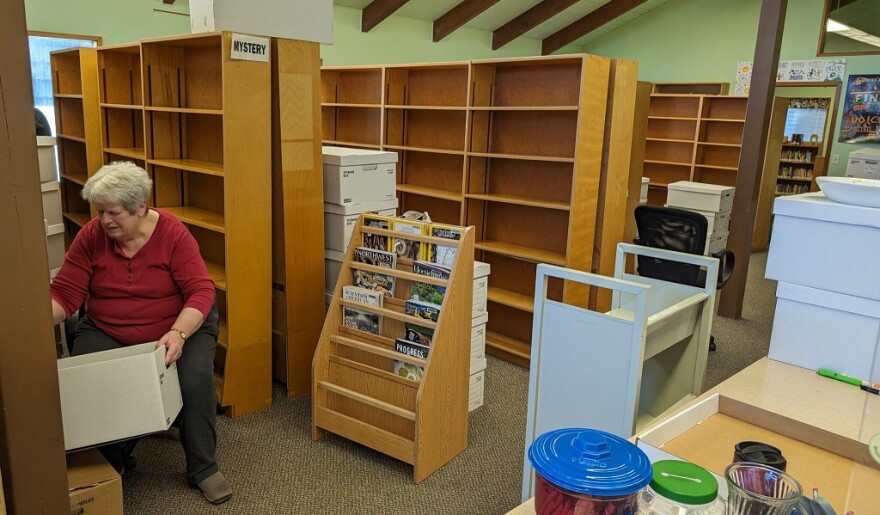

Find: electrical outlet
831;154;840;164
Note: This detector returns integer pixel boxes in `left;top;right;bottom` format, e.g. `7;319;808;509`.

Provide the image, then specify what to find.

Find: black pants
72;305;220;485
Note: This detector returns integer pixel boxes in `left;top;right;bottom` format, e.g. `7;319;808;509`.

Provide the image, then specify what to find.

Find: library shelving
321;66;384;149
50;47;101;247
139;32;272;417
312;218;475;483
641;93;747;205
650;82;730;95
775;142;819;197
320;55;637;367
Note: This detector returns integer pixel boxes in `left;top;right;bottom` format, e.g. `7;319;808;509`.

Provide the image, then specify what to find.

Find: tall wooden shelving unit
775;142;819;196
134;32;272;417
312;219;475;483
320;55;637;367
321;66;384;150
50;47;101;247
642;94;747;205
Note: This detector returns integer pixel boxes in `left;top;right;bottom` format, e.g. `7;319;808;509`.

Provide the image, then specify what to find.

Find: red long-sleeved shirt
51;208;215;345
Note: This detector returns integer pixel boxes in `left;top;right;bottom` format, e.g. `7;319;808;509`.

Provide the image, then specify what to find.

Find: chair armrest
711;249;735;290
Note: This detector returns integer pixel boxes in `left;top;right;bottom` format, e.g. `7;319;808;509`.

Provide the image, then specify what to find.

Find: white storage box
47;223;65;269
37;136;58;182
190;0;333;44
322;146;397;206
666;181;734;213
665;204;730;234
640;177;650;200
469;359;487;412
57;342;183;451
473;261;490;318
766;193;880;301
42;180;63;227
845;147;880;179
324;249;344;295
769;282;880;383
471;321;487;371
324;199;398;253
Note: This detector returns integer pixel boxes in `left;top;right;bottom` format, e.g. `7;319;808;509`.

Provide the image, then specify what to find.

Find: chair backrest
633;204;708;287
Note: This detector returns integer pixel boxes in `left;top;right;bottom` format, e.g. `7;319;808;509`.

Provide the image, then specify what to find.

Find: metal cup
724;462;802;515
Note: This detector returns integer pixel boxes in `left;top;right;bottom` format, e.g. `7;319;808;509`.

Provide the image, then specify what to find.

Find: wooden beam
542;0;650;55
362;0;411;32
718;0;788;319
163;0;176;4
434;0;502;42
493;0;578;50
0;0;70;512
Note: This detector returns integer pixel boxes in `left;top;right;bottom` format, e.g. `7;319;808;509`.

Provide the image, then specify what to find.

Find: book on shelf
393;360;424;382
342;285;382;335
410;261;450;306
395;337;430;361
429;223;462;267
405;299;441;323
404;322;434;347
362;213;394;252
391;219;427;261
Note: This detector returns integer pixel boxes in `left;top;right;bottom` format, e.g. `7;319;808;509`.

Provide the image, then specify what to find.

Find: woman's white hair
81;161;153;214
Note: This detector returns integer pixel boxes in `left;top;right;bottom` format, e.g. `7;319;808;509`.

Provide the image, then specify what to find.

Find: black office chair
633;204;735;351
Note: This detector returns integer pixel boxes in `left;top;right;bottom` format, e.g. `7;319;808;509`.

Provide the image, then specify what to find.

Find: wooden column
718;0;787;319
0;1;70;512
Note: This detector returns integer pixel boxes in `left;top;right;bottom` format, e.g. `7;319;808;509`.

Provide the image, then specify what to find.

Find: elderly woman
51;162;232;505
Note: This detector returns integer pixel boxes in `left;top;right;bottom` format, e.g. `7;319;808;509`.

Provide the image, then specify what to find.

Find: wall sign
839;74;880;143
734;58;846;95
230;33;270;62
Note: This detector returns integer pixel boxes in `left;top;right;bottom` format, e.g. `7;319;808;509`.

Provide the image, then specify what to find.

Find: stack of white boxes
38;136;64;278
639;177;649;205
765;193;880;383
322;146;399;306
470;261;490;412
666;181;734;255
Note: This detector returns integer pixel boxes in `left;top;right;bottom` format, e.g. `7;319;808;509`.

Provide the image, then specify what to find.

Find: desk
507;358;880;514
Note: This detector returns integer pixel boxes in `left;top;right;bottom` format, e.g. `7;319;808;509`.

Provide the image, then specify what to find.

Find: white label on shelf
230;33;270;62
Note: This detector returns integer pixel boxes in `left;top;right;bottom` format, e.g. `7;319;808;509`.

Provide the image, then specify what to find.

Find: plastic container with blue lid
528;428;653;515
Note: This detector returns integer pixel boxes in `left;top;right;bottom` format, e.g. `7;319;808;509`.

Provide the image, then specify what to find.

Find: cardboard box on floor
638;393;880;512
57;342;183;451
67;449;122;515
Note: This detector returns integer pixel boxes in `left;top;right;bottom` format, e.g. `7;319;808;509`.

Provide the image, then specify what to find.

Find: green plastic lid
650;460;718;505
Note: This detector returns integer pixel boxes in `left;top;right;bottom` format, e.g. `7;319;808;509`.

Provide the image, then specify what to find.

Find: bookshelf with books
50;47;101;247
139;32;272;417
312;217;475;483
321;66;383;149
775;143;819;197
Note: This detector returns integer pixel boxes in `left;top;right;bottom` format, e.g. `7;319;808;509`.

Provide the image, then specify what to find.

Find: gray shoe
197;471;232;504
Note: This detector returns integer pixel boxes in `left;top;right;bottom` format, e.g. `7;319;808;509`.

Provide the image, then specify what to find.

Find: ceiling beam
434;0;502;42
362;0;411;32
542;0;650;55
493;0;579;50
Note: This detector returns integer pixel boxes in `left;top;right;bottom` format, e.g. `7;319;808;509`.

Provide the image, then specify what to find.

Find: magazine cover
353;246;396;269
353;269;394;297
342;285;382;335
429;223;462;267
394;360;424;382
362;213;393;252
394;338;430;361
404;323;434;347
405;299;441;322
410;261;450;305
391;219;427;261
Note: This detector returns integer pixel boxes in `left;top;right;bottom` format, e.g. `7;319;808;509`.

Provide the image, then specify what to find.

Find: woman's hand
157;330;185;365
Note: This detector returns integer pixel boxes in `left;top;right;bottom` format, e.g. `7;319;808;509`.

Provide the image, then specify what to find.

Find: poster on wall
839;74;880;144
734;58;846;95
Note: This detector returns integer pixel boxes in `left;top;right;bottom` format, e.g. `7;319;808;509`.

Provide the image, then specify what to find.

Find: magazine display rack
521;242;719;499
312;217;475;483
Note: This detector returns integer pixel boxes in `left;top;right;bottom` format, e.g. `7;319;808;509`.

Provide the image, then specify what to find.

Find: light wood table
507;358;880;514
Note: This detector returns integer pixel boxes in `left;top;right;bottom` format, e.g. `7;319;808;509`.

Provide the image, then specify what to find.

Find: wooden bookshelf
321;66;383;149
320;56;637;367
50;47;101;247
138;32;272;417
651;82;730;95
312;218;474;482
775;143;819;196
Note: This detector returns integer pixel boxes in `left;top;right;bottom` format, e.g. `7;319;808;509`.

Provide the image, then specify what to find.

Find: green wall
582;0;880;176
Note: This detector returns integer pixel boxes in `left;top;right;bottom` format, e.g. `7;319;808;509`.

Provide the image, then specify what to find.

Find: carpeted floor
121;252;776;514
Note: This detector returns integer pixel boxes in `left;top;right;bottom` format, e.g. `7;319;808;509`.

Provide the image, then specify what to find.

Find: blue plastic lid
528;428;653;497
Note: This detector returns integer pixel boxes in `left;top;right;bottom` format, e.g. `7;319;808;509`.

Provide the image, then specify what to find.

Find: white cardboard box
323;146;398;206
767;193;880;301
845;147;880;179
58;342;183;451
640;177;650;199
769;281;880;383
47;223;65;270
37;136;58;182
42;180;63;227
473;261;490;318
324;199;398;253
190;0;333;44
324;249;344;295
469;364;487;412
471;322;487;370
664;204;730;233
666;181;734;213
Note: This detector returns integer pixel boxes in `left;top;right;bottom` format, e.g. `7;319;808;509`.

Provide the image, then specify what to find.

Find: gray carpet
122;252;776;514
